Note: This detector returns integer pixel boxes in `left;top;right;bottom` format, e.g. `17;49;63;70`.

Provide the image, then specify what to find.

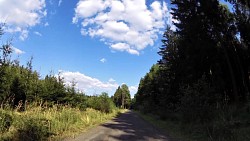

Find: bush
0;110;12;133
13;118;50;141
179;75;220;124
87;93;115;113
206;120;237;141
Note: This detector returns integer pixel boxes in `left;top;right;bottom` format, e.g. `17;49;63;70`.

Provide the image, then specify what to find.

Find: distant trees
0;24;115;113
113;84;131;109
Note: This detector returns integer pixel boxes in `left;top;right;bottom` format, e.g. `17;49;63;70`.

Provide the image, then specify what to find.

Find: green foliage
0;104;121;141
87;92;115;113
14;118;50;141
135;64;163;114
113;84;131;108
0;24;116;116
135;0;250;140
0;110;12;133
179;75;220;123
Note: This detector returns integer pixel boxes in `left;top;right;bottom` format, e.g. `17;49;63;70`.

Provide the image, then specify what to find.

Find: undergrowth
137;104;250;141
0;102;121;141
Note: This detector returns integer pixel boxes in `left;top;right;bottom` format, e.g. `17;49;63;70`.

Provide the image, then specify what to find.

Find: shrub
13;118;50;141
0;110;12;133
179;75;220;124
87;93;115;113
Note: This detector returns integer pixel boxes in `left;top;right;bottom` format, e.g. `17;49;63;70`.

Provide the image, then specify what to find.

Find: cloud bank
59;70;138;97
59;71;119;95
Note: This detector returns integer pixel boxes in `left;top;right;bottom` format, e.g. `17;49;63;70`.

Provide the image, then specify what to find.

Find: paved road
67;110;172;141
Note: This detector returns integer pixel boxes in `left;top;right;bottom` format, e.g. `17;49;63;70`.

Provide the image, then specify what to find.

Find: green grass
0;103;121;141
135;111;187;141
136;110;250;141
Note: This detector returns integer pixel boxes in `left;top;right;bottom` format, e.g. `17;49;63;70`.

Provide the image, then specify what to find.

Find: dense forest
134;0;250;140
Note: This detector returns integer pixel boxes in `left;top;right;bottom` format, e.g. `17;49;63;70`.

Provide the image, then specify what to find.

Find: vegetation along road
66;110;171;141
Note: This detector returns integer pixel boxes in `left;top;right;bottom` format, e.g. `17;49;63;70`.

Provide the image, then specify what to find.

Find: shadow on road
101;110;169;141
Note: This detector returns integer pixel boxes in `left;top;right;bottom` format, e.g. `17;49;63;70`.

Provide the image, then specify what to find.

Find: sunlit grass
0;102;121;141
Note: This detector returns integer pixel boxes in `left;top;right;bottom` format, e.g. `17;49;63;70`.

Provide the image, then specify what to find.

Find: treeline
134;0;250;140
0;26;116;113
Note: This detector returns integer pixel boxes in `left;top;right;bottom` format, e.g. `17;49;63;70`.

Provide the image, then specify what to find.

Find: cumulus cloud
73;0;172;55
0;0;46;40
59;71;119;95
100;58;107;63
11;46;25;55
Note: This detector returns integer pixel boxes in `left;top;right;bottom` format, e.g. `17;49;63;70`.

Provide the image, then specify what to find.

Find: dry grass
0;102;121;141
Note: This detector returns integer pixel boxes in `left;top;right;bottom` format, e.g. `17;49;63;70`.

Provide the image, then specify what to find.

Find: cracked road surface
67;110;172;141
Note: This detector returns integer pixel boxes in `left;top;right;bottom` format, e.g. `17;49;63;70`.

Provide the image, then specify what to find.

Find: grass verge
0;104;122;141
136;110;250;141
135;111;186;141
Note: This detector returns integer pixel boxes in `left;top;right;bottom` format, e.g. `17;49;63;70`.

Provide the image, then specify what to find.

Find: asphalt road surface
66;110;173;141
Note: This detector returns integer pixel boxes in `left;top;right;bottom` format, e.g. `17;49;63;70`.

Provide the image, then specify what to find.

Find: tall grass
136;106;250;141
0;102;121;141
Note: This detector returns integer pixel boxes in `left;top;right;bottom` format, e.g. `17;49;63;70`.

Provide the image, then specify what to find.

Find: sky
0;0;175;97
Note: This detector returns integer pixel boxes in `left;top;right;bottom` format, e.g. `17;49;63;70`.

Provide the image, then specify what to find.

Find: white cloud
73;0;171;55
108;78;116;83
34;31;42;36
11;46;25;55
166;10;178;31
128;48;139;56
44;22;49;26
73;0;108;23
20;30;29;41
111;43;129;51
58;0;62;6
59;71;119;95
110;43;139;55
129;85;138;98
100;58;107;63
59;71;137;97
0;0;46;40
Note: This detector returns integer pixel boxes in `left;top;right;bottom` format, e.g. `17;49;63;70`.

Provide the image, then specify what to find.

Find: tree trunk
223;44;239;104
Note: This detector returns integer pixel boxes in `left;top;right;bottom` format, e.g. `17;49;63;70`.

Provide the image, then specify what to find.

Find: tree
113;84;131;108
113;86;122;107
136;0;250;118
135;64;164;113
226;0;250;102
134;1;250;139
121;84;131;109
0;25;12;107
10;76;26;110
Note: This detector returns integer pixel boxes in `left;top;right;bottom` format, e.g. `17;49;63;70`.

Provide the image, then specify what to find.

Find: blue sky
0;0;174;97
